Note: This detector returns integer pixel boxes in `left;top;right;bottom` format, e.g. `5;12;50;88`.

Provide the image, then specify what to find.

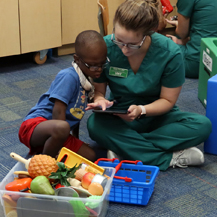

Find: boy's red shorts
19;117;83;155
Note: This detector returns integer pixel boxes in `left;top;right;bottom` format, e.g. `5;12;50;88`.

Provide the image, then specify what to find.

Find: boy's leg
30;119;71;157
76;143;96;162
19;117;96;161
63;135;96;161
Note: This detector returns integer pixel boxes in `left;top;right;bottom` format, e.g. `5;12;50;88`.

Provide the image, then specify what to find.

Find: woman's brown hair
113;0;160;35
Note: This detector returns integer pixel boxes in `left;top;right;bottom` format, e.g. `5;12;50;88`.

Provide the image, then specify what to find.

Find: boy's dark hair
75;30;105;57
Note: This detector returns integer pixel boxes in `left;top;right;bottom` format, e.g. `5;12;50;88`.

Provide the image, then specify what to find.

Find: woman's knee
199;116;212;138
189;114;213;142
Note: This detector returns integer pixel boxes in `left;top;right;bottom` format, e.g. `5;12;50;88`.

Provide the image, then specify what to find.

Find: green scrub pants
87;108;212;171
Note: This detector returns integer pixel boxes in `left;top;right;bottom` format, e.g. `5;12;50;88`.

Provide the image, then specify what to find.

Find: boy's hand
86;99;114;111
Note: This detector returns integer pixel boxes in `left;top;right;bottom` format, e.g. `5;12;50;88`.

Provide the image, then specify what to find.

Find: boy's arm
52;99;67;120
86;82;113;111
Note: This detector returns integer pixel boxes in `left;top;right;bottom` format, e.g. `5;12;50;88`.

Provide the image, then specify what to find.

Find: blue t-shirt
24;67;88;130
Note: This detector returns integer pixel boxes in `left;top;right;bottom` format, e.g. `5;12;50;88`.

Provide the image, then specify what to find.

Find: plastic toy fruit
69;199;89;217
2;194;17;207
75;168;87;181
88;182;103;196
5;178;32;192
28;155;58;179
67;178;81;187
6;210;18;217
49;162;80;187
81;172;95;189
30;176;55;195
55;183;65;189
13;171;31;179
10;152;58;179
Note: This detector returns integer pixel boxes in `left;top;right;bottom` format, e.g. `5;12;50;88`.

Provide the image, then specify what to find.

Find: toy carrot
5;178;32;192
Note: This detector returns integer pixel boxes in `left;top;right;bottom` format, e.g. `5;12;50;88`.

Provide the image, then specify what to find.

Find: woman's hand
166;34;190;45
166;35;181;44
86;99;114;111
114;105;142;122
165;19;178;27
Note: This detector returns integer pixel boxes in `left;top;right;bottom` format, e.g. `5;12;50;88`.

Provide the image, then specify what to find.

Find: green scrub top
94;32;185;110
177;0;217;62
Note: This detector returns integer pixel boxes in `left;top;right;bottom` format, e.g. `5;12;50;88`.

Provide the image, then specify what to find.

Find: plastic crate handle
114;175;132;182
113;160;142;182
115;160;142;173
94;158;119;165
95;158;142;182
94;158;131;182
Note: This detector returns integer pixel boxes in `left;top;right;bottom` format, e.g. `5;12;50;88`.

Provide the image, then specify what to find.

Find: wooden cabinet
0;0;126;58
107;0;125;35
0;0;20;57
165;0;177;28
61;0;99;45
58;0;124;56
0;0;61;58
19;0;61;54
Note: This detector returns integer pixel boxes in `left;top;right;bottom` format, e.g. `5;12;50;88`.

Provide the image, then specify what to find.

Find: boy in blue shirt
19;30;108;161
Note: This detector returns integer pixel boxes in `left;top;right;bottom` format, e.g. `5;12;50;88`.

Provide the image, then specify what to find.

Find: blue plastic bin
96;159;159;206
204;74;217;155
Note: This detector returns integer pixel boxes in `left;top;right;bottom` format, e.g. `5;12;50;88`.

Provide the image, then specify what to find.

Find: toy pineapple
28;155;59;179
10;152;58;179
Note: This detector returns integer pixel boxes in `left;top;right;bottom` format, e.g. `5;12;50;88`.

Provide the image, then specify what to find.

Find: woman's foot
169;147;204;168
107;150;123;161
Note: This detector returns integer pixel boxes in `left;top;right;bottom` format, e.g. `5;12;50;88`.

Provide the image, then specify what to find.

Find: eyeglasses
79;57;110;72
111;33;146;49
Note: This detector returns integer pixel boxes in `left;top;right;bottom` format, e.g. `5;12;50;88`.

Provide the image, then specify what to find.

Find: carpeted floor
0;53;217;216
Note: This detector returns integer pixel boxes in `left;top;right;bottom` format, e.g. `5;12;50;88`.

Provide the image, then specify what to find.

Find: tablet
92;109;128;114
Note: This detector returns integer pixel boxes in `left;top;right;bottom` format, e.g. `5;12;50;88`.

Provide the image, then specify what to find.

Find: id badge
109;67;128;78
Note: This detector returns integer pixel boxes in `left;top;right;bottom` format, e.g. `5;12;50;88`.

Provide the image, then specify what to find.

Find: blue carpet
1;53;217;216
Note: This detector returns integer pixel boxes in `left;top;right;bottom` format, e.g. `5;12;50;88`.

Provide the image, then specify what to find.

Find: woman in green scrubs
166;0;217;78
86;0;212;171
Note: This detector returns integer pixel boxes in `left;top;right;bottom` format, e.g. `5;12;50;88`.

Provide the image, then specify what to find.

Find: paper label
203;50;212;72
